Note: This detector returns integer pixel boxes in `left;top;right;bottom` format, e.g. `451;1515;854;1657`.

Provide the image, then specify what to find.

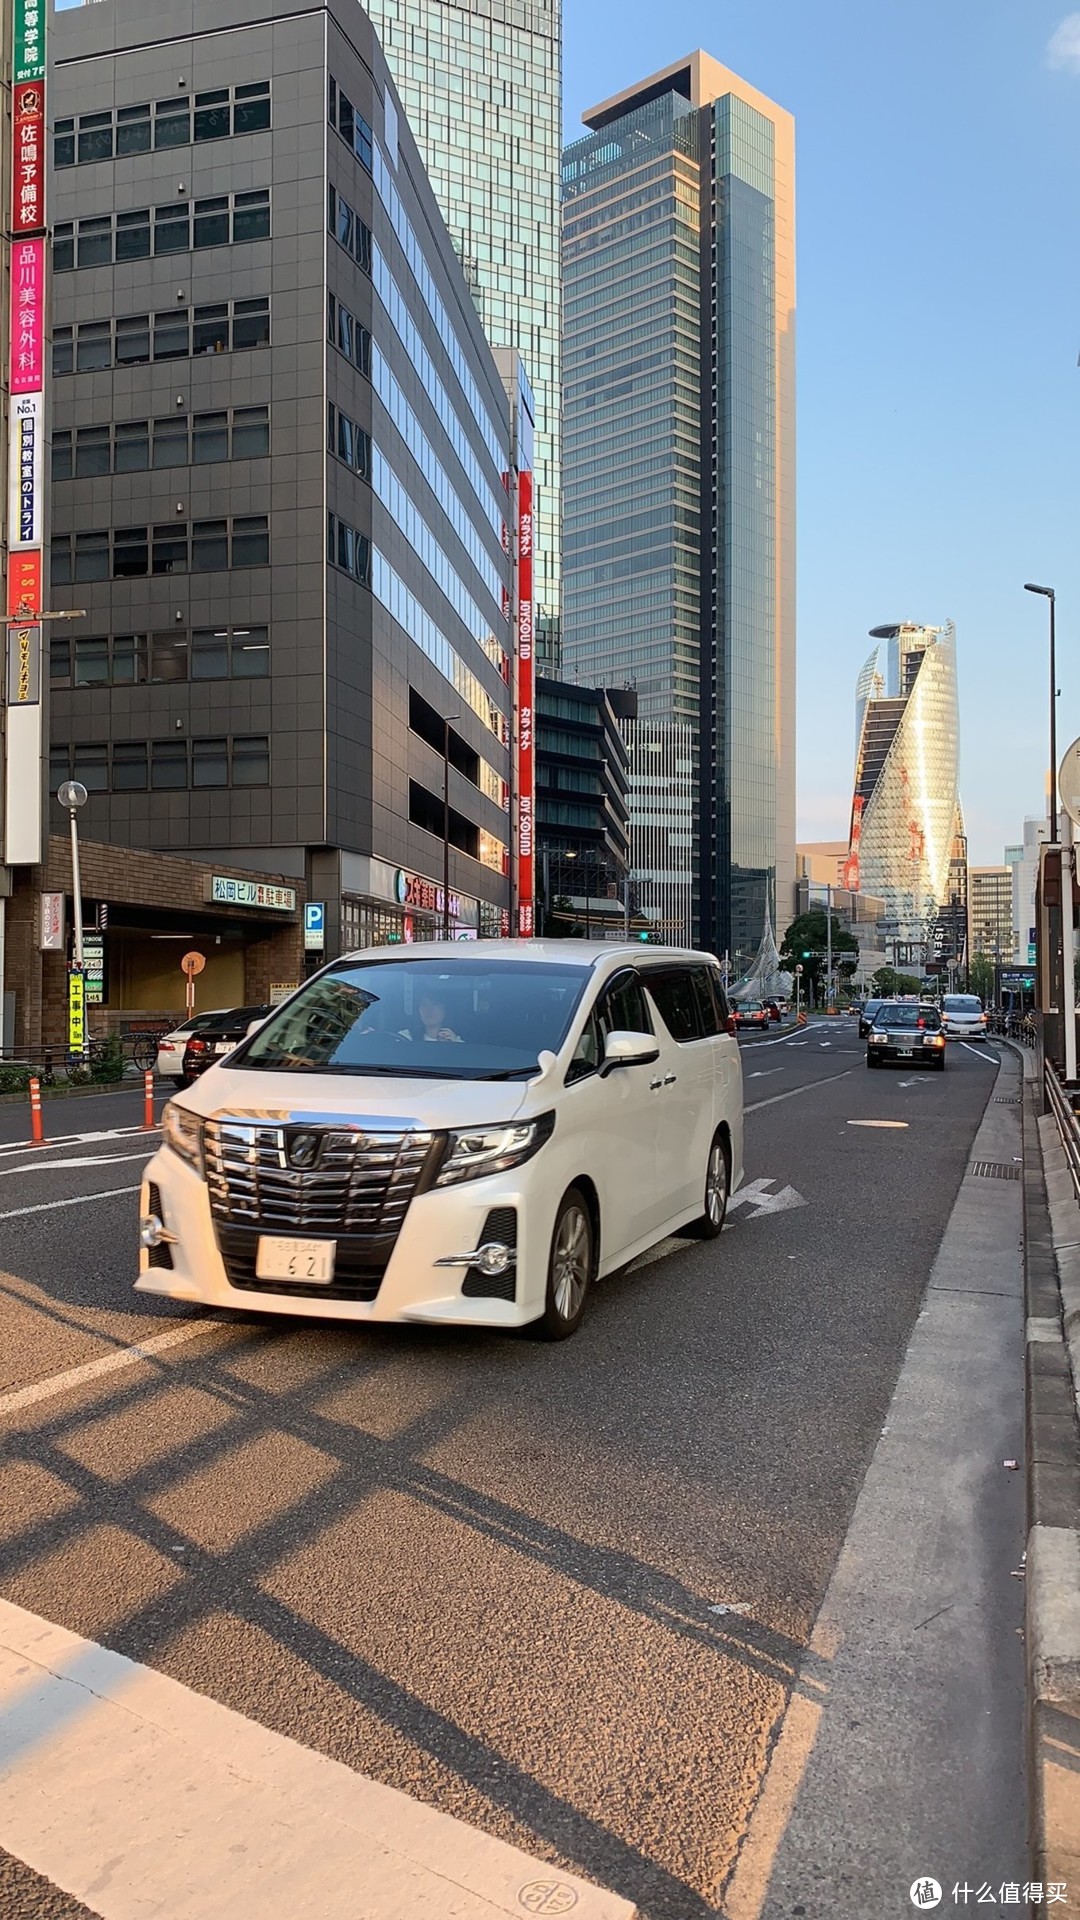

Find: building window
231;404;269;458
193;738;229;788
73;744;108;793
327;512;370;586
327;184;373;274
151;741;188;789
115;103;151;155
112;635;148;684
231;736;270;785
192;411;228;464
330;82;373;172
154;97;191;148
73;637;109;686
43;297;271;372
112;527;148;578
53;194;270;272
112;743;148;791
328;403;371;480
114;421;150;471
152;416;188;467
190;630;230;680
49;748;71;794
50;638;72;685
56;85;270;168
327;291;371;377
51;520;269;584
230;626;270;677
231;516;270;566
75;426;110;478
51;432;72;483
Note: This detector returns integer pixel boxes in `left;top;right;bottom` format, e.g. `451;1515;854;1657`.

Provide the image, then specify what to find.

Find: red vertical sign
11;81;46;237
516;470;535;936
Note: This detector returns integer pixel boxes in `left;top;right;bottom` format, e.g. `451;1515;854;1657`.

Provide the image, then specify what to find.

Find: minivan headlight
161;1101;204;1173
436;1111;555;1186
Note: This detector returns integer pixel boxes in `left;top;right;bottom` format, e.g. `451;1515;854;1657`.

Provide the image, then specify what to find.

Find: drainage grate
970;1160;1022;1180
993;1096;1021;1105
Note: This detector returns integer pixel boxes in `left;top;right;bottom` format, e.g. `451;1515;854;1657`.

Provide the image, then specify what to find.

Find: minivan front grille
203;1117;439;1236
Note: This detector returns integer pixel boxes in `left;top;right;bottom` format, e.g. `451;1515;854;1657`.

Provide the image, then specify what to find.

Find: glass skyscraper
363;0;562;670
561;52;795;963
848;623;961;959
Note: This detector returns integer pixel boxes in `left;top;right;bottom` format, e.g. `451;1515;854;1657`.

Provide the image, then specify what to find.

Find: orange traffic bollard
28;1075;45;1145
143;1068;155;1130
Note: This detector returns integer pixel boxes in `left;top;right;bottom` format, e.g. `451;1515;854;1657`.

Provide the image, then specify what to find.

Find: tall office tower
847;623;961;963
561;52;795;964
364;0;562;674
48;0;515;972
969;866;1013;959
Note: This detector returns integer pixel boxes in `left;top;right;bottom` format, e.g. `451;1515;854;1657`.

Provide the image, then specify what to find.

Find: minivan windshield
230;958;592;1079
943;995;982;1013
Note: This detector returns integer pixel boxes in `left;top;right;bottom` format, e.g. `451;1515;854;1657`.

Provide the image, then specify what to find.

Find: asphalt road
0;1021;1018;1916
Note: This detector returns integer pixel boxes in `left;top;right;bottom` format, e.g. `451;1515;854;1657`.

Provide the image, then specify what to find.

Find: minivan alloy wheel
553;1203;590;1319
706;1140;729;1227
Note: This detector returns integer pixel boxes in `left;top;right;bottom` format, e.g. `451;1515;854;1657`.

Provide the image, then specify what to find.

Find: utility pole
826;884;833;1011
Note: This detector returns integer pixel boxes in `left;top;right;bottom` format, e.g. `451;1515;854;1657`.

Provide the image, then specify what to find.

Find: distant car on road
866;1003;946;1070
941;993;988;1042
858;997;886;1038
762;998;784;1023
733;1001;771;1034
155;1010;232;1084
180;1005;271;1085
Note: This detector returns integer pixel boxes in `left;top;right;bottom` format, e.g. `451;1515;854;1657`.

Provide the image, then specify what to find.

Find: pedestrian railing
1045;1061;1080;1205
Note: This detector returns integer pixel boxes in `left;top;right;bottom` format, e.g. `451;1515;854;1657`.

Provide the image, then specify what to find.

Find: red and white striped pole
143;1068;154;1130
28;1074;44;1145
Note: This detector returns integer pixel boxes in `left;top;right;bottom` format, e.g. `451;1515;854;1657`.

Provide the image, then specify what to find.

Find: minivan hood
173;1062;540;1130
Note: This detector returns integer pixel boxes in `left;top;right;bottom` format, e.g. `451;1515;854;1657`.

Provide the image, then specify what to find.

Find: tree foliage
780;910;858;992
870;966;923;997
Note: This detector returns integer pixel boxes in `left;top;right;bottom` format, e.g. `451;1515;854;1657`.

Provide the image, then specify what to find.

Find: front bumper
869;1040;945;1065
943;1025;987;1041
136;1146;546;1327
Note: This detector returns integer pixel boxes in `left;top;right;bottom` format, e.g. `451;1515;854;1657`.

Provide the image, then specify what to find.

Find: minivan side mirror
599;1029;660;1076
246;1017;267;1037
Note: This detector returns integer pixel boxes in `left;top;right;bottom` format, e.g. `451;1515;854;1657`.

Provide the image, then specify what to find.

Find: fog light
140;1214;165;1248
474;1241;514;1277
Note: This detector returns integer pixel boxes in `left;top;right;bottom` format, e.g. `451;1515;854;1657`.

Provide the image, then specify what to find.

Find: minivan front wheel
684;1130;730;1239
534;1187;593;1340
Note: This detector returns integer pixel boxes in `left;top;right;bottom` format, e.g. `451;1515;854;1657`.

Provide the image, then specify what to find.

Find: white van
137;941;744;1339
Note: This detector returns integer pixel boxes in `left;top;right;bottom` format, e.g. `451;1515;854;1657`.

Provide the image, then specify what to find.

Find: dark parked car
866;1003;946;1070
858;997;886;1038
732;1001;771;1034
180;1005;271;1084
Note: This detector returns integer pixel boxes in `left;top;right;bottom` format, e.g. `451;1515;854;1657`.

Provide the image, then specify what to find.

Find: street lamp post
1024;583;1058;843
57;780;88;1059
442;713;459;941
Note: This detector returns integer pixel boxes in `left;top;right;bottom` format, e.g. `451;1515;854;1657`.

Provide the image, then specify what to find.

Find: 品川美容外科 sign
209;875;297;912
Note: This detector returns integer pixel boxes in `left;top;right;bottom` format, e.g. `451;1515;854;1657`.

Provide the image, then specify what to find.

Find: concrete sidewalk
1023;1038;1080;1912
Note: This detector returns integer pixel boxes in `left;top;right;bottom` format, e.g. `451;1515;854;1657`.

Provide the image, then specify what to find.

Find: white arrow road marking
0;1152;150;1178
728;1177;808;1219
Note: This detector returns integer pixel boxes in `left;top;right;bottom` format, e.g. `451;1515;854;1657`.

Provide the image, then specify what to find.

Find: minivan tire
533;1186;593;1340
683;1130;731;1239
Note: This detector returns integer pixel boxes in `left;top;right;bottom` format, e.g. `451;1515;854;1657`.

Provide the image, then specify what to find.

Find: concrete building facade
44;0;515;1009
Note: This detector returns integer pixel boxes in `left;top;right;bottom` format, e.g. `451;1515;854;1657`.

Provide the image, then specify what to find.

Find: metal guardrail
1044;1062;1080;1205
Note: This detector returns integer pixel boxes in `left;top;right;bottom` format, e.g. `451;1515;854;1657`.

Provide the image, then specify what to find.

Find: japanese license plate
255;1237;336;1283
898;1043;913;1056
214;1041;236;1054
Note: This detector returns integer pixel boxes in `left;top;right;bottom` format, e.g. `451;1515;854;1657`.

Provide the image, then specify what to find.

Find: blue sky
566;1;1080;862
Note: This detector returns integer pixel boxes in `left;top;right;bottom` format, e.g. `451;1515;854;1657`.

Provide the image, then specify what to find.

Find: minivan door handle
650;1077;663;1091
663;1073;677;1086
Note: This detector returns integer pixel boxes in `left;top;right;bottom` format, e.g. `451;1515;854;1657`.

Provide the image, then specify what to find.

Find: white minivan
137;941;744;1339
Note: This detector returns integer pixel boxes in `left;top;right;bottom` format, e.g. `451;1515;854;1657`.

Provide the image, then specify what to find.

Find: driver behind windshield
399;994;462;1044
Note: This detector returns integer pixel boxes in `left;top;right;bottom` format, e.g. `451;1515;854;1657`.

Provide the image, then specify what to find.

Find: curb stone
1017;1043;1080;1909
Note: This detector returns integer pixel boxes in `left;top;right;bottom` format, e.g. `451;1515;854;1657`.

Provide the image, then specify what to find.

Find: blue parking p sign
304;902;325;951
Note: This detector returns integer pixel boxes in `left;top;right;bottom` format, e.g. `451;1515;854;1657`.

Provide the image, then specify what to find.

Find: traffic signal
638;931;650;942
801;949;813;959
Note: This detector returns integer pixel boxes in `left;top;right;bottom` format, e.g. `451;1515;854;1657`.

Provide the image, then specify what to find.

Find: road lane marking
0;1318;222;1417
960;1043;998;1064
0;1151;150;1178
727;1179;807;1218
745;1069;853;1113
0;1599;633;1920
0;1126;161;1161
747;1068;782;1079
741;1023;830;1049
847;1120;909;1129
0;1185;139;1222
